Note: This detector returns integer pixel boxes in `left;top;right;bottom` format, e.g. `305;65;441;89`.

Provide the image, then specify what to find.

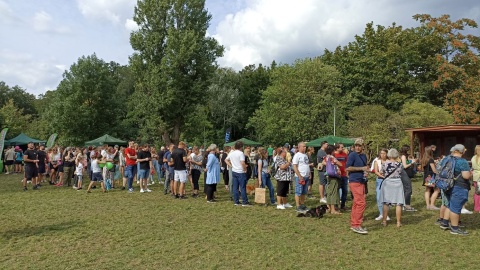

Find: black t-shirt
158;150;165;164
137;150;151;171
23;149;38;167
423;158;434;179
37;150;47;165
171;148;187;170
63;153;75;167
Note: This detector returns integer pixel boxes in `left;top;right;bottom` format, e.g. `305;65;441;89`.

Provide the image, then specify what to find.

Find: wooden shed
406;125;480;160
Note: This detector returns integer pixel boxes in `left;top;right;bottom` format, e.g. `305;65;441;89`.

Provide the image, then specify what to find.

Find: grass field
0;172;478;269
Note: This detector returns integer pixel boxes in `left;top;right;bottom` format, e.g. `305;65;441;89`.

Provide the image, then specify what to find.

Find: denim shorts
92;172;103;182
295;176;310;196
138;169;150;179
446;186;469;215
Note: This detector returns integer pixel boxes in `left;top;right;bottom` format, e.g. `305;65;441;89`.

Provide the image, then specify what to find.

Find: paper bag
255;188;266;204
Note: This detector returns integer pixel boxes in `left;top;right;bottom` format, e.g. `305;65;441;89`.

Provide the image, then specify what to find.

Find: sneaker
435;218;443;226
458;221;466;228
180;196;187;199
23;186;27;191
128;188;134;193
73;186;77;190
404;207;417;212
296;206;304;211
307;194;316;199
77;188;83;191
461;208;473;214
136;181;140;184
320;198;327;204
439;222;451;230
121;186;125;190
300;205;308;211
146;189;152;192
234;203;240;206
450;228;469;235
284;203;293;208
207;200;216;203
140;189;145;193
375;215;383;221
242;203;253;207
277;204;286;210
428;206;440;210
175;194;180;199
32;185;39;190
351;227;368;234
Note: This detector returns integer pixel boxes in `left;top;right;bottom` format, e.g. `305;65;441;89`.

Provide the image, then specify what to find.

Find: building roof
405;124;480;133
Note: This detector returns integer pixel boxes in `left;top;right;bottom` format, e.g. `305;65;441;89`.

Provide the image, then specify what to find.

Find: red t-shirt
334;151;348;177
125;147;136;166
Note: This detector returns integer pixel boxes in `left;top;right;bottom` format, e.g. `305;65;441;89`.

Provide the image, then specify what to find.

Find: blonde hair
475;145;480;163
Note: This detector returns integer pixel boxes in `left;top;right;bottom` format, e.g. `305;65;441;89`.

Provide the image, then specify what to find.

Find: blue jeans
232;172;248;204
339;176;348;208
375;178;383;216
125;165;137;189
152;160;163;181
295;176;310;196
261;172;276;204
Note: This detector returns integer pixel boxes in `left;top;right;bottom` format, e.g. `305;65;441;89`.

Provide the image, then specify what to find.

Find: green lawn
0;173;478;269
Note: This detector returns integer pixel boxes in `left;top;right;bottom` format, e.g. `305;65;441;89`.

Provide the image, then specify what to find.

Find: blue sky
0;0;479;96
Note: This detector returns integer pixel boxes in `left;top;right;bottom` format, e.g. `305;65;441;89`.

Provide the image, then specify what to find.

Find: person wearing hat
346;139;369;234
438;144;472;235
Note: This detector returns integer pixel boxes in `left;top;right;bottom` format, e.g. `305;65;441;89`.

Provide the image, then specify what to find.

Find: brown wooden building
406;125;480;160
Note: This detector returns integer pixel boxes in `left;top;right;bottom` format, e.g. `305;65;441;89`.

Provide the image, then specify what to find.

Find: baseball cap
354;139;364;146
450;144;466;153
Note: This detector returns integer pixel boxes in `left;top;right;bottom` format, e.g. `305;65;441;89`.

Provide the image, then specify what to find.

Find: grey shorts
318;170;327;186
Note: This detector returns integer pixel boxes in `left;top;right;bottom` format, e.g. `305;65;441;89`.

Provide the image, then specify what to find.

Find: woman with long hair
190;146;203;198
472;145;480;213
400;145;417;211
421;146;440;210
374;148;389;220
257;148;276;205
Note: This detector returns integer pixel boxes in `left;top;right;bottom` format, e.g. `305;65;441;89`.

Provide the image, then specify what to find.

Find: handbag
425;175;436;187
255;188;266;204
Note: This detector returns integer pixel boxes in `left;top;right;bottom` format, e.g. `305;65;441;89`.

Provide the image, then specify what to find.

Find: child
87;154;106;193
75;156;84;190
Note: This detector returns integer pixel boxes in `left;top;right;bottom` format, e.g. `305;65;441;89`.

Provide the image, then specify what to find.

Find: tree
0;82;37;116
248;58;342;145
47;54;125;145
412;14;480;124
0;99;32;138
129;0;224;144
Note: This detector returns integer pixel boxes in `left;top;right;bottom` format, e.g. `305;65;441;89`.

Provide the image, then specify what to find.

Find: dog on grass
297;205;328;218
246;184;256;195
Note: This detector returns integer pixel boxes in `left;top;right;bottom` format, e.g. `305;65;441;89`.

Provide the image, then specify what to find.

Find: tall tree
129;0;224;144
47;54;125;145
248;58;341;145
0;82;37;116
0;99;32;139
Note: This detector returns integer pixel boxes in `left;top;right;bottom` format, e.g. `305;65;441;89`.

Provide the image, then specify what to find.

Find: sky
0;0;479;96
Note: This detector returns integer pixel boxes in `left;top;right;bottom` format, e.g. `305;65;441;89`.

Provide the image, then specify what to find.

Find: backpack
269;160;277;176
325;156;340;178
435;155;459;191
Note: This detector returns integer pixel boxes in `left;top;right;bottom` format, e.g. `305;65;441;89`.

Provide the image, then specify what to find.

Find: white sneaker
146;189;152;192
375;215;383;221
461;208;473;214
140;189;145;193
320;198;327;204
136;181;140;184
277;204;286;210
387;216;391;221
284;203;293;208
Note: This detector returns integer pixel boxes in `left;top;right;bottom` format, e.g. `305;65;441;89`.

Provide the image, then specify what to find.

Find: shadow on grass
0;220;82;240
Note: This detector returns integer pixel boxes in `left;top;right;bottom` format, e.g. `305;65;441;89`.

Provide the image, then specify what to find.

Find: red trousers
349;182;366;227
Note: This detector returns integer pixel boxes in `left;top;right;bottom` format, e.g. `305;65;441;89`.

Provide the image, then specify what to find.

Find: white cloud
77;0;136;25
124;18;138;32
32;10;71;34
213;0;480;70
0;50;64;95
0;0;19;24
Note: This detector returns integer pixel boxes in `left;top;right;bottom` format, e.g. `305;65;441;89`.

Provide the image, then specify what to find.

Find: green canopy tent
224;137;262;147
85;134;127;146
5;133;46;146
305;135;355;147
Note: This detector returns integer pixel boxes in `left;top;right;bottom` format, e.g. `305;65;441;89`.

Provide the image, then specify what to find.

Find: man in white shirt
225;141;251;206
292;142;312;211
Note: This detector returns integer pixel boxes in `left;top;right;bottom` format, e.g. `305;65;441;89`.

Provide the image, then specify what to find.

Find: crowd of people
3;139;480;235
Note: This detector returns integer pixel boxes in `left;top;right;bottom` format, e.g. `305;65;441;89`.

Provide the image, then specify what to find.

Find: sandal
331;211;342;215
381;221;387;227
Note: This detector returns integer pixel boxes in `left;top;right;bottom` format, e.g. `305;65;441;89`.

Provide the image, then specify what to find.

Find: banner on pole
0;128;8;156
46;133;58;148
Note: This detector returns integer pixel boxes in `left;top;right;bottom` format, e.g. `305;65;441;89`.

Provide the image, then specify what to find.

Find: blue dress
206;153;220;184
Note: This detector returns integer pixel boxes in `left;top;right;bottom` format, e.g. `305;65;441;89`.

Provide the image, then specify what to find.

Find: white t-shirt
91;159;101;173
226;150;245;174
75;163;83;176
292;152;310;177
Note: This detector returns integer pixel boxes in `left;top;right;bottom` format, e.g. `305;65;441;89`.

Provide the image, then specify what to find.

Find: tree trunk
172;123;180;144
